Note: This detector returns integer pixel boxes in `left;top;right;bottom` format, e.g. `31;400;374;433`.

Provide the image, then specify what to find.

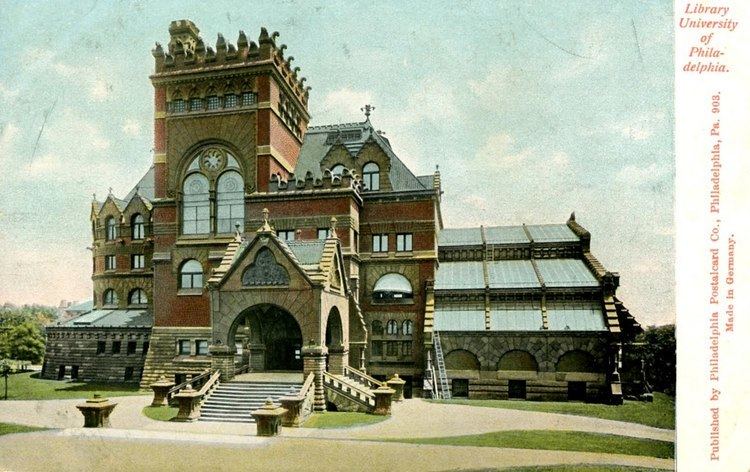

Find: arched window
180;259;203;289
362;162;380;191
216;171;245;234
105;217;117;240
330;164;345;177
402;320;413;336
131;214;145;240
182;173;210;234
371;320;383;336
386;319;398;335
373;273;413;301
128;288;147;305
103;289;118;306
181;148;244;235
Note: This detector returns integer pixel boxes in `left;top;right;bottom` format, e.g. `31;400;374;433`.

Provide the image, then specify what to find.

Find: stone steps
199;380;302;424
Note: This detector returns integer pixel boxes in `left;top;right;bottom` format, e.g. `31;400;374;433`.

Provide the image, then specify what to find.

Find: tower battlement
152;22;309;106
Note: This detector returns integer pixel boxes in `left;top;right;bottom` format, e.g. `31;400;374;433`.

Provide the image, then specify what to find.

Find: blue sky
0;1;674;325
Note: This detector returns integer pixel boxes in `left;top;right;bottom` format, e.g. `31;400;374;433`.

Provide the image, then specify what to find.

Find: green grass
432;393;674;430
303;411;389;429
142;406;179;421
0;372;144;400
498;466;671;472
0;422;47;436
388;430;674;459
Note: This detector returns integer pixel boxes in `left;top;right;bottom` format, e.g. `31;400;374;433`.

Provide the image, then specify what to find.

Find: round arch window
373;273;412;301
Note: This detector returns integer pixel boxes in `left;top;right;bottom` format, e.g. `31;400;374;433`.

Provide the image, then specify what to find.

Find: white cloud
615;112;666;141
21;152;63;176
615;162;670;187
90;79;113;101
122;119;141;137
398;77;458;124
0;82;19;101
0;122;20;162
317;87;374;122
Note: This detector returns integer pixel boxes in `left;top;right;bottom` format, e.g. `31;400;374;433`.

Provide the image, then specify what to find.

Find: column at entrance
302;345;328;411
247;342;266;371
210;344;235;381
327;344;348;376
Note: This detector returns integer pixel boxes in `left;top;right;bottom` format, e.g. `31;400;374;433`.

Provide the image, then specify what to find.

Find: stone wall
43;327;150;382
439;331;610;402
140;326;213;387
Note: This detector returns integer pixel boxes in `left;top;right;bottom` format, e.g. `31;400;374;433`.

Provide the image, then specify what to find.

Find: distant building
42;20;641;402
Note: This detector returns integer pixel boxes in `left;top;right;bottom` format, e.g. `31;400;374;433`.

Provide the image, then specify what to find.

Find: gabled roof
294;120;429;192
208;228;347;292
91;166;154;218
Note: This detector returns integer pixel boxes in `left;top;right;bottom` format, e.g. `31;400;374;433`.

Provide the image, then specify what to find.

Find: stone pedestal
327;344;348;376
172;384;202;422
210;344;235;381
609;382;623;405
372;385;395;416
150;375;175;407
279;388;306;427
386;374;406;402
251;398;288;436
76;395;117;428
302;345;328;411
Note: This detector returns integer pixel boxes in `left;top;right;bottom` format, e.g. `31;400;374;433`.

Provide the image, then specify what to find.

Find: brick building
43;20;641;402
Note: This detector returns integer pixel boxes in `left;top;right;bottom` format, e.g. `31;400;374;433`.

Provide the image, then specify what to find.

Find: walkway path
0;395;675;470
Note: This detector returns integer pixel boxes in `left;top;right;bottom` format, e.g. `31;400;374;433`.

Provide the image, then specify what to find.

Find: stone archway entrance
230;304;303;372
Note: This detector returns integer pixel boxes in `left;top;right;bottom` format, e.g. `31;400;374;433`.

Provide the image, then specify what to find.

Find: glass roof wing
490;306;543;331
484;225;530;244
526;224;579;243
434;309;486;331
547;303;607;331
487;260;541;288
437;227;483;246
535;259;599;287
435;261;485;290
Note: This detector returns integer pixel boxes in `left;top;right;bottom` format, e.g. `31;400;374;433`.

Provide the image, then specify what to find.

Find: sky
0;1;674;326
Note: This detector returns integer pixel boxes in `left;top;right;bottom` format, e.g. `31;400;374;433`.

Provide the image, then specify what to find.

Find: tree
622;324;676;396
2;322;45;364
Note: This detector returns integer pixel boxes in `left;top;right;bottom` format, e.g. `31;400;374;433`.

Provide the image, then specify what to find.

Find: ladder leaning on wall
432;331;451;400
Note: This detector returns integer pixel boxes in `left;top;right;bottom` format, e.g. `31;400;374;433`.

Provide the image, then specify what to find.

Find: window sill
395;251;413;257
178;289;203;296
371;252;389;258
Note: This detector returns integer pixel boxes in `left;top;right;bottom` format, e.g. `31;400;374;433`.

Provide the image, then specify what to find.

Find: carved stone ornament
242;247;290;286
199;148;227;173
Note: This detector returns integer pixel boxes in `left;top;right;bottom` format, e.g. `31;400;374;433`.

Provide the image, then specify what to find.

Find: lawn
142;406;179;421
432;393;674;430
303;411;389;429
388;430;674;459
0;372;144;400
498;465;671;472
0;422;47;436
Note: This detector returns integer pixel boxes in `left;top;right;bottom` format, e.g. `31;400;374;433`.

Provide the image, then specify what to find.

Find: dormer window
330;164;345;177
363;162;380;191
105;217;118;240
131;214;145;240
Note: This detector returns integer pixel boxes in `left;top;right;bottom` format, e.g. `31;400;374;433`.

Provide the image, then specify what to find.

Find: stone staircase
199;380;302;423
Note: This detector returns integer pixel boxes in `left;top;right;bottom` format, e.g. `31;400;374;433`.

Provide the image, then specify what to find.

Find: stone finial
92;192;97;201
216;33;227;53
569;211;576;222
329;216;338;239
237;30;248;49
361;104;375;120
108;187;113;195
152;42;164;57
168;19;200;55
257;208;273;233
234;222;242;242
